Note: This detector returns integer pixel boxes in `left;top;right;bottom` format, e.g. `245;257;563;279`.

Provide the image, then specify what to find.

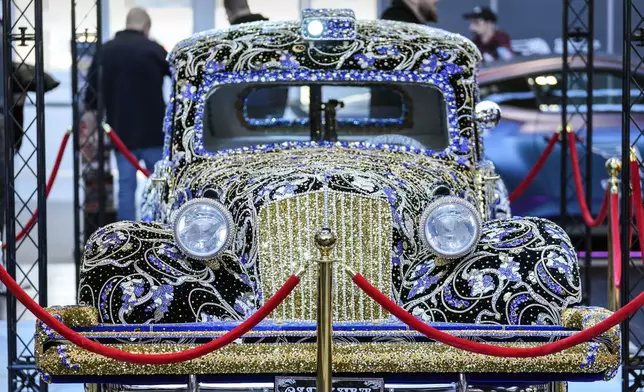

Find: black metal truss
3;0;48;391
0;1;638;392
560;0;595;305
622;1;644;391
71;0;110;287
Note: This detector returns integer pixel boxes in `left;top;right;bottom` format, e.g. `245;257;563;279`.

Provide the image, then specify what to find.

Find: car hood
88;143;581;326
170;144;477;227
167;144;476;321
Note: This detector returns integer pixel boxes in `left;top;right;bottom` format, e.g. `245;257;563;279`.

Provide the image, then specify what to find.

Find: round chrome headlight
420;197;482;259
172;198;234;260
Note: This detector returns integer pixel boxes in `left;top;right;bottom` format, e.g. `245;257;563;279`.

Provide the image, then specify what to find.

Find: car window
528;69;644;113
242;85;408;127
478;77;537;110
201;82;450;152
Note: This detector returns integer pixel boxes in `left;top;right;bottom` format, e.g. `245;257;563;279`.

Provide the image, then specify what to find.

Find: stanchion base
80;382;567;392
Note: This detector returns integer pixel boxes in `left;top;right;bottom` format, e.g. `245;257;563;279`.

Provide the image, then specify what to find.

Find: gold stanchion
549;381;569;392
606;157;621;311
556;123;573;134
314;228;337;392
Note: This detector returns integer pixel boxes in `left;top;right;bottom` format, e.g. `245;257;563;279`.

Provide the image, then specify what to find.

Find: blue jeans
114;147;163;221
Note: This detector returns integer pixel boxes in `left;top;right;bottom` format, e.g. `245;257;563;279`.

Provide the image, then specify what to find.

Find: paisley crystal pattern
85;18;582;328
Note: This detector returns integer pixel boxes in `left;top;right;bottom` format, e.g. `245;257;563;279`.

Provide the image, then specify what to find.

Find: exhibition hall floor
0;201;625;391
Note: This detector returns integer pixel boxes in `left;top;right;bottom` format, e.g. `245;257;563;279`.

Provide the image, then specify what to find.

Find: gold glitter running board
36;341;618;377
258;190;392;322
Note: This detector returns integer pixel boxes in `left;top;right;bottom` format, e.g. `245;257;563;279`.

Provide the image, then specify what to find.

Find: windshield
201;82;449;152
479;68;644;113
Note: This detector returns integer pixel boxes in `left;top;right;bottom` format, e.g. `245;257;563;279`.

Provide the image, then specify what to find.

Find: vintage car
35;9;620;392
478;54;644;222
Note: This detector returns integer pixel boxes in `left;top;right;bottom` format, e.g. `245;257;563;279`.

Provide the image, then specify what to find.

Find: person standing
224;0;268;24
463;6;515;63
82;7;170;222
223;0;289;121
380;0;440;24
370;1;439;119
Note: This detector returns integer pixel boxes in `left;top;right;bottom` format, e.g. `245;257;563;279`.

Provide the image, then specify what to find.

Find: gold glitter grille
258;191;392;321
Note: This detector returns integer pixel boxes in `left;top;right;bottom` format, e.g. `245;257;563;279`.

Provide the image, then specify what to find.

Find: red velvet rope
509;131;560;202
1;125;636;364
567;132;609;228
630;160;644;266
104;126;151;178
0;263;300;364
629;191;634;249
351;272;643;357
609;192;622;287
2;130;71;251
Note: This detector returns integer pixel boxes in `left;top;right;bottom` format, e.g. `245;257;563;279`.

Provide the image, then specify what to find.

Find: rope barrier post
456;373;468;392
188;375;198;392
102;122;151;178
551;381;567;392
314;227;337;392
606;157;621;311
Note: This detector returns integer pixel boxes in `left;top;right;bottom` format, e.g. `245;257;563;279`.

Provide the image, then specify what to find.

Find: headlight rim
420;196;482;259
171;197;235;260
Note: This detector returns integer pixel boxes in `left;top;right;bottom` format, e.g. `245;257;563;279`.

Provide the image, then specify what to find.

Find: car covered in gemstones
36;9;620;392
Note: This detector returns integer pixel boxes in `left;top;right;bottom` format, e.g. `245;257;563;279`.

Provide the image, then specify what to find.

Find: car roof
478;53;634;83
480;52;621;68
167;19;481;72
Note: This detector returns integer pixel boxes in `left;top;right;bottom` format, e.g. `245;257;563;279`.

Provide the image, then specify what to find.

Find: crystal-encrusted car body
35;9;619;390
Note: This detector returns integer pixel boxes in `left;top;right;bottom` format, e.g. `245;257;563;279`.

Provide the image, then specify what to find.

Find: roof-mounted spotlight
300;8;357;42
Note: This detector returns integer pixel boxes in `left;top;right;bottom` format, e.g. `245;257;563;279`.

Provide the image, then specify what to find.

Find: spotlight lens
307;20;324;37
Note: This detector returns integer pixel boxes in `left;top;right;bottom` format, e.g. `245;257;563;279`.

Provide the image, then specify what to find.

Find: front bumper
35;306;619;387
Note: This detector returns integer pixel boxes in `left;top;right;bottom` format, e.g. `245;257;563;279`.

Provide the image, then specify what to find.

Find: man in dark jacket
224;0;268;24
370;0;439;119
82;7;170;221
380;0;440;24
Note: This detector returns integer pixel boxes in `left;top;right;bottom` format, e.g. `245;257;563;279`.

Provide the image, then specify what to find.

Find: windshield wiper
321;99;345;142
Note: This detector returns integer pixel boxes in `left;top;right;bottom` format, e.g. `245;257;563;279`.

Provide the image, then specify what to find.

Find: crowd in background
381;0;514;62
87;0;516;222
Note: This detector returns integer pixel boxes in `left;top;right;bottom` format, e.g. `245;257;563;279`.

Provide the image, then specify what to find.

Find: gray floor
0;201;627;391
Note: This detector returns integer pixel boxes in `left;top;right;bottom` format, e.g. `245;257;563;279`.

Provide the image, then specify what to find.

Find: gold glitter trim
36;306;101;345
259;191;392;322
36;341;618;376
39;328;579;340
562;307;619;352
46;306;100;328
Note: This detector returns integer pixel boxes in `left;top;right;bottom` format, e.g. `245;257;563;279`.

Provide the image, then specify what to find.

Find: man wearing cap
463;6;514;63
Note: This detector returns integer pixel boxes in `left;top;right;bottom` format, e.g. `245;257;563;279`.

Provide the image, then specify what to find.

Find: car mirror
475;101;501;132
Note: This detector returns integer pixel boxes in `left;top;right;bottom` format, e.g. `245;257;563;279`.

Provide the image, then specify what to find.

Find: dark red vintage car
479;54;644;228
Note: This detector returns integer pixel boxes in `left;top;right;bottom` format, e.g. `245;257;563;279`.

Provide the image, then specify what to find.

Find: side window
479;77;537;109
528;69;644;113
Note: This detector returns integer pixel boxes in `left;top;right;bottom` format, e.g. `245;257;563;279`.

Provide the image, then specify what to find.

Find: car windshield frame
177;67;466;159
